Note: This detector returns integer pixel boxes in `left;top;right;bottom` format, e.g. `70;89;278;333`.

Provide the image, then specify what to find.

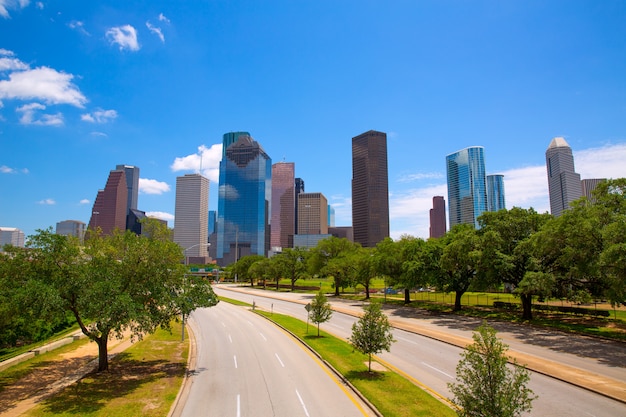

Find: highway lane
179;300;373;417
215;285;626;416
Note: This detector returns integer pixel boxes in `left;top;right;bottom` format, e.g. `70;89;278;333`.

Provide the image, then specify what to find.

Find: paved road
176;300;374;417
215;285;626;416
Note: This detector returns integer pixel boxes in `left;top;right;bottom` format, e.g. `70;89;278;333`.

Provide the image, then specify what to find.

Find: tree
230;254;265;286
273;247;309;291
348;301;395;372
308;290;333;336
309;237;360;296
448;322;536;417
354;247;375;299
6;226;218;372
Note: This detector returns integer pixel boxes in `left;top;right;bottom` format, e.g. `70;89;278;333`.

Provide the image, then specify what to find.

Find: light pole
181;243;210;341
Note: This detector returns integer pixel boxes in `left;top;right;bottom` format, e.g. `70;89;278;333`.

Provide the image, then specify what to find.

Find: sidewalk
219;285;626;405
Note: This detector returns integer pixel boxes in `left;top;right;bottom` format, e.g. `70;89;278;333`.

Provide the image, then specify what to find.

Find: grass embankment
252;307;457;417
14;325;187;417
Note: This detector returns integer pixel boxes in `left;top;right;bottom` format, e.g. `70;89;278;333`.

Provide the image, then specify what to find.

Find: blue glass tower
217;133;272;266
446;146;487;228
487;174;506;212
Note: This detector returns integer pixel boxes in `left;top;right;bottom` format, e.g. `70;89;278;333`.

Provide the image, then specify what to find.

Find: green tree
273;247;309;291
6;226;218;372
354;247;376;299
308;290;333;336
309;237;360;296
230;254;265;286
448;322;536;417
348;301;395;372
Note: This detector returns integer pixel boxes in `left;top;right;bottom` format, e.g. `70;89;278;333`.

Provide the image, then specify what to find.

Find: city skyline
1;1;625;240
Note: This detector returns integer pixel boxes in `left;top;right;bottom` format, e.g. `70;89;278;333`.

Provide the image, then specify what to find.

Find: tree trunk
364;283;370;299
95;333;109;372
404;288;411;304
454;291;464;311
291;279;295;292
334;277;340;296
520;294;533;320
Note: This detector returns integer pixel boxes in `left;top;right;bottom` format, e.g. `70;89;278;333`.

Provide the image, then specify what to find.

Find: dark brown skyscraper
88;169;127;236
271;162;295;249
429;196;446;238
351;130;389;247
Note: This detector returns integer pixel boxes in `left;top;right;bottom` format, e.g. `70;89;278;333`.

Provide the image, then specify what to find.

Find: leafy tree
273;247;309;291
372;237;404;298
308;290;333;336
448;322;536;417
348;301;395;372
248;257;276;289
5;226;218;372
353;247;376;299
309;237;360;296
479;207;551;320
230;254;265;286
438;225;482;311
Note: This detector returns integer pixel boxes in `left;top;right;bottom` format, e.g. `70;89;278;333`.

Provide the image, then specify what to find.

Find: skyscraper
217;133;272;265
487;174;506;212
297;192;328;235
429;196;446;238
56;220;86;240
545;137;582;217
0;227;25;250
294;177;305;234
351;130;390;248
174;174;209;263
446;146;488;229
88;169;128;235
222;131;251;157
271;162;295;250
581;178;606;202
115;164;140;229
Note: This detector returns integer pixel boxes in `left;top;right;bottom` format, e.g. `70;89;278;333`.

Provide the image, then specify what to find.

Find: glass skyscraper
446;146;488;229
545;137;582;217
487;174;506;212
217;133;272;265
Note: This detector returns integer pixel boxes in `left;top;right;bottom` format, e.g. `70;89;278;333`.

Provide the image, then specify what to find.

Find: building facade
115;164;139;228
174;174;209;263
487;174;506;212
446;146;488;229
546;137;582;217
581;178;606;202
56;220;86;240
217;134;272;266
297;192;328;235
88;169;128;235
294;177;305;234
222;131;251;157
270;162;295;250
429;196;446;238
0;227;25;250
351;130;390;248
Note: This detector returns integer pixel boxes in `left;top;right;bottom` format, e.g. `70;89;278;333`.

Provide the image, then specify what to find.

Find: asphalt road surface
178;300;374;417
214;285;626;417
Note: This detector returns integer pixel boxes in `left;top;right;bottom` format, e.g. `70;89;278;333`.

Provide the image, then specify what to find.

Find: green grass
217;295;251;306
22;325;188;417
254;310;456;417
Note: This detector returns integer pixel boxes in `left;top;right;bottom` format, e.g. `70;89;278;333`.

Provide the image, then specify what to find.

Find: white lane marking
275;353;285;367
228;334;233;343
246;320;253;326
237;394;241;417
397;336;419;345
259;332;267;341
233;355;238;369
422;361;453;379
295;389;310;417
221;321;226;328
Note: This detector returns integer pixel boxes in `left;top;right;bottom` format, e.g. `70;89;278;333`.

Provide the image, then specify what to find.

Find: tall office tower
222;131;251;157
487;174;506;212
271;162;295;250
351;130;390;248
115;164;140;230
298;192;329;235
581;178;606;202
208;210;217;235
546;137;582;217
56;220;86;240
446;146;488;229
174;174;209;263
328;205;335;227
217;134;272;266
0;227;25;250
294;177;305;234
429;196;446;238
88;169;128;235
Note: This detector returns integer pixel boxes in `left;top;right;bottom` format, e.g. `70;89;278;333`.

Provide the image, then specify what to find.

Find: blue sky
1;0;625;239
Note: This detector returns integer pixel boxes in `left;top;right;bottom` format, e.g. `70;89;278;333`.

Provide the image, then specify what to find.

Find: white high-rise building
174;174;209;263
0;227;25;251
546;137;582;217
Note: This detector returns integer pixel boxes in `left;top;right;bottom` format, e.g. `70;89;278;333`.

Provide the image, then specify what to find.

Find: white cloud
36;1;42;9
397;172;444;183
0;56;28;71
79;199;90;205
146;211;174;223
146;21;164;43
158;13;170;23
90;131;108;138
171;143;223;183
106;25;140;51
139;178;170;195
0;0;31;19
388;184;447;239
575;143;626;180
81;108;117;123
16;102;63;126
68;20;90;36
1;165;15;173
37;198;56;205
0;66;87;107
